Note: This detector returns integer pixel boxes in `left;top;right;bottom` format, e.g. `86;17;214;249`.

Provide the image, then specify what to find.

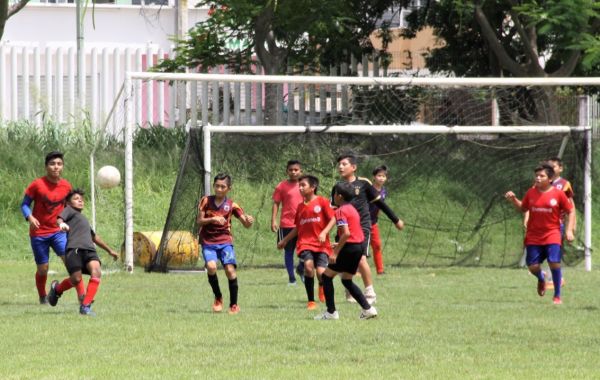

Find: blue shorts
526;244;562;266
30;232;68;265
202;244;237;267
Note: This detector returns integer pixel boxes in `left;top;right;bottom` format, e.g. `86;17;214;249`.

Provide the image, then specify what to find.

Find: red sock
35;272;47;297
75;279;86;298
56;278;74;294
82;277;100;305
373;251;384;274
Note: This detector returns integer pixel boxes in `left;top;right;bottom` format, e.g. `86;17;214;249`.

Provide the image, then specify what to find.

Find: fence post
579;95;593;271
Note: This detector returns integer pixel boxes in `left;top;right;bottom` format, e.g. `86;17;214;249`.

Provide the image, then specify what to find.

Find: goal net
117;73;593;272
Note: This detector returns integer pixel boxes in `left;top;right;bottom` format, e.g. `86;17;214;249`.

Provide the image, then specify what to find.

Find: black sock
208;273;222;299
341;278;370;310
304;276;315;302
322;274;336;313
228;278;238;307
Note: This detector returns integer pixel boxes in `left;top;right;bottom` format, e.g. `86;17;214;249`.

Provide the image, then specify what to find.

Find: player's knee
70;274;82;285
341;278;353;289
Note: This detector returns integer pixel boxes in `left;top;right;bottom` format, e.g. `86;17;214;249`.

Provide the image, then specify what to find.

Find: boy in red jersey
198;173;254;314
271;160;303;285
277;175;336;310
20;151;85;304
48;189;119;316
505;163;575;305
333;154;404;305
315;182;378;320
369;165;389;275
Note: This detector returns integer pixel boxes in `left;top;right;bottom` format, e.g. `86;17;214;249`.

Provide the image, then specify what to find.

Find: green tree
155;0;401;124
401;0;600;124
0;0;30;40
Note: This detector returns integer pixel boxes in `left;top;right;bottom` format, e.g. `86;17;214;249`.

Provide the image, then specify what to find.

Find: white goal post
122;72;595;272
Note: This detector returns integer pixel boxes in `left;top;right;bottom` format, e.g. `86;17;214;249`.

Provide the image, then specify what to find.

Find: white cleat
359;306;378;320
314;310;340;320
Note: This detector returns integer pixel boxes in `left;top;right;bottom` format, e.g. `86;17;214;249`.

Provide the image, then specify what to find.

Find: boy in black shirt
48;189;118;316
333;154;404;304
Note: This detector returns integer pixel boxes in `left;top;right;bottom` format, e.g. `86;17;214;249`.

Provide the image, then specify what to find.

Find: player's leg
315;267;339;320
202;245;223;312
358;229;376;304
279;228;297;285
31;236;54;304
50;231;86;303
547;244;563;304
526;245;546;296
48;248;81;306
370;223;384;274
300;252;316;308
220;245;240;314
80;257;102;316
341;272;377;319
314;253;328;303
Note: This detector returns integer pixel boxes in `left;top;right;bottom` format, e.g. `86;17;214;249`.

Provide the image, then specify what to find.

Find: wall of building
371;27;443;71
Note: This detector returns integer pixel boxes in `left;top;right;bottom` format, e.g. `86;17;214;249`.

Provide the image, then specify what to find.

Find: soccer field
1;261;600;379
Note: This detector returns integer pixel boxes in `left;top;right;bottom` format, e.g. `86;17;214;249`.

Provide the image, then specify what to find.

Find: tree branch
508;9;544;75
551;50;581;77
474;4;526;76
8;0;29;19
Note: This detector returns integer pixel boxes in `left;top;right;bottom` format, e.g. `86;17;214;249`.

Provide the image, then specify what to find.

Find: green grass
2;261;600;379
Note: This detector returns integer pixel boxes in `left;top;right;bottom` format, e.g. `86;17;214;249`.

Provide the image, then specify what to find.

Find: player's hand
59;222;70;232
329;253;337;264
318;232;327;243
28;215;40;230
271;221;278;233
213;216;226;225
109;249;119;260
245;215;255;225
565;230;575;243
395;219;404;230
276;241;285;250
504;191;516;200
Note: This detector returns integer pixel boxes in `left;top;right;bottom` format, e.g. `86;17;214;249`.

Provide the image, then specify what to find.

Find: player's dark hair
372;165;388;176
66;188;85;202
546;156;563;167
298;174;319;194
334;182;355;202
213;173;232;187
45;151;64;166
336;153;357;165
535;163;555;179
286;160;302;168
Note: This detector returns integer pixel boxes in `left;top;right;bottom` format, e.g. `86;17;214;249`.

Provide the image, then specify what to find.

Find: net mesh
149;125;587;272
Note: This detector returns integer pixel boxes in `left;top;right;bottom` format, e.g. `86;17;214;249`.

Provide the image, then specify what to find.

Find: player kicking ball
505;163;575;305
315;182;378;320
48;189;119;316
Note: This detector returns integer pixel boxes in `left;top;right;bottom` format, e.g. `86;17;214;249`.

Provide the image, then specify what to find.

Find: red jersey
521;187;573;245
272;180;302;228
198;196;245;245
24;177;72;237
335;203;364;244
294;196;335;255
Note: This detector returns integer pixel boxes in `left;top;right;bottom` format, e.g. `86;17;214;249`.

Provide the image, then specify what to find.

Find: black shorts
328;243;363;275
299;250;329;268
65;248;101;275
278;228;297;253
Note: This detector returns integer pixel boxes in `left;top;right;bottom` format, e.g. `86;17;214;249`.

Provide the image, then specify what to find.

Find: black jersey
332;177;381;232
59;205;96;251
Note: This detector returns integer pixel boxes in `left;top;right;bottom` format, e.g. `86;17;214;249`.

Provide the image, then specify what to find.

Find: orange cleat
318;285;325;303
553;296;562;305
212;297;223;313
307;301;317;310
228;304;240;315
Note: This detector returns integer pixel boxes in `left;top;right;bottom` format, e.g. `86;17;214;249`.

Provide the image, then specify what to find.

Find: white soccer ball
96;165;121;189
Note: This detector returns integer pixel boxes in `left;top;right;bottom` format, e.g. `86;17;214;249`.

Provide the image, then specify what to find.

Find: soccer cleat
39;295;48;305
318;285;325;303
314;310;339;320
79;303;96;317
307;301;317;310
364;287;377;305
359;306;378;320
537;280;546;297
345;289;357;303
212;297;224;313
48;280;62;307
287;281;298;287
553;296;562;305
228;304;240;315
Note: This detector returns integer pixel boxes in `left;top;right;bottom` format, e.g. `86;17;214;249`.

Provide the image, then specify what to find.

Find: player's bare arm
240;213;254;228
565;208;576;243
197;210;226;226
504;191;523;210
271;202;280;232
57;217;69;231
331;225;350;264
319;218;337;244
93;234;119;260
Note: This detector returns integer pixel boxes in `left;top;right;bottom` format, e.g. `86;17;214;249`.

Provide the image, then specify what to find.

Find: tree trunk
0;0;9;41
